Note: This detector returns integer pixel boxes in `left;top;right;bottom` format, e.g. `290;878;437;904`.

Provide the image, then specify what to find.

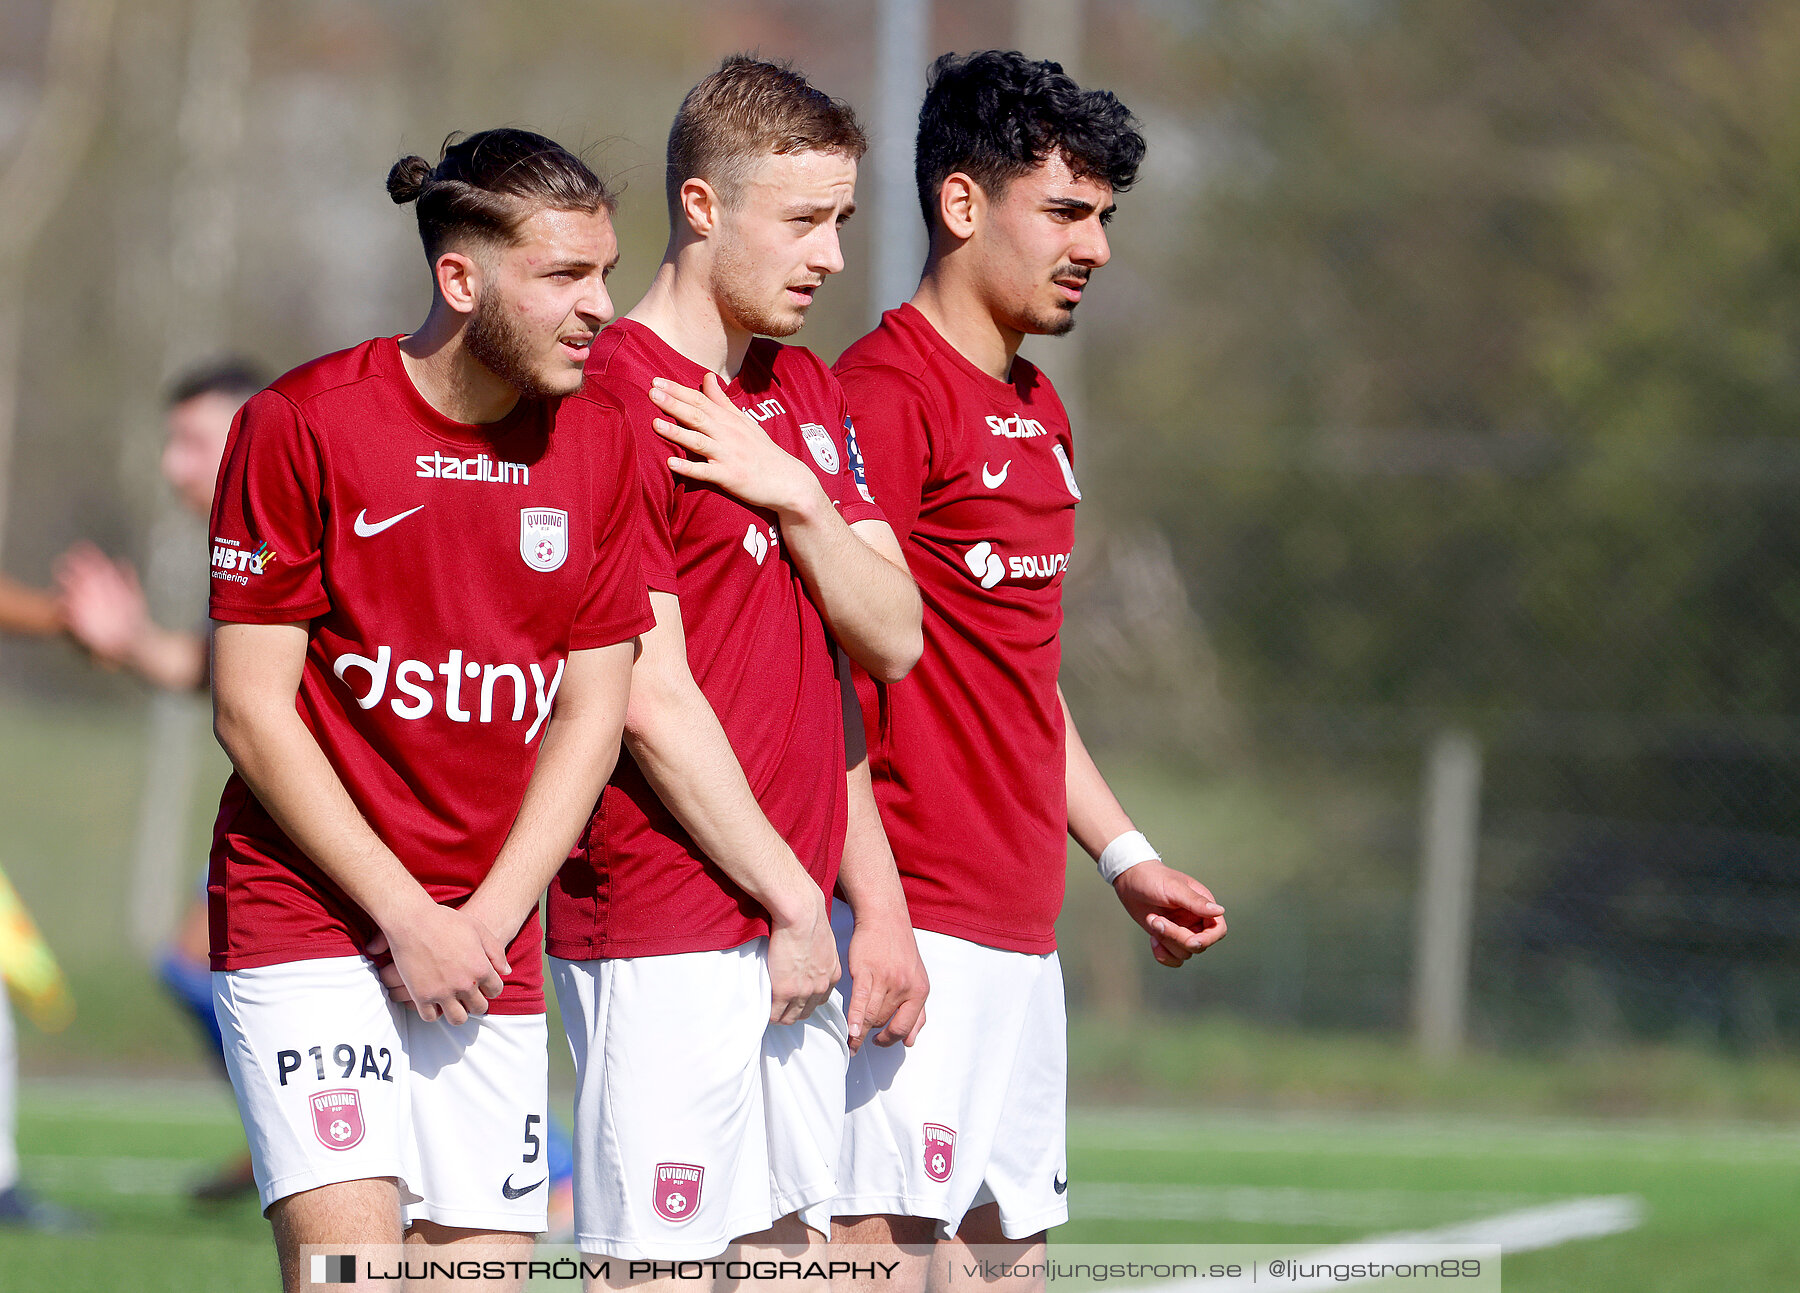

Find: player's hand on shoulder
764;885;838;1027
372;898;511;1024
648;374;821;517
1113;860;1227;967
844;908;929;1053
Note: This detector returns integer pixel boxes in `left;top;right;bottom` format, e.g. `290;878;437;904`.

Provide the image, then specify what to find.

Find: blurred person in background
0;577;59;638
55;361;279;1207
58;361;265;691
0;880;85;1233
827;51;1226;1291
0;579;82;1230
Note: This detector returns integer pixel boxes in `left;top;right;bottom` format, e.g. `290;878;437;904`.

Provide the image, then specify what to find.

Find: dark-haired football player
829;51;1227;1288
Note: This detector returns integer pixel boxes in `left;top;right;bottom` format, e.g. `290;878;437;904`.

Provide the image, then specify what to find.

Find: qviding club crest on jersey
520;507;569;573
653;1163;703;1222
799;422;840;475
311;1089;365;1151
923;1122;956;1182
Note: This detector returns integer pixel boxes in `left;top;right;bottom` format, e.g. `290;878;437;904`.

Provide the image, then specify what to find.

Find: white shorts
551;940;848;1260
213;955;550;1232
831;905;1069;1240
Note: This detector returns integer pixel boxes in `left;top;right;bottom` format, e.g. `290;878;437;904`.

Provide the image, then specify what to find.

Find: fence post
870;0;928;324
1412;728;1482;1061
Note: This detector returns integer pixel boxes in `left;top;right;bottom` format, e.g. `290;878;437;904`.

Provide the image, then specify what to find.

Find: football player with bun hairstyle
830;51;1227;1291
542;55;925;1280
206;128;651;1291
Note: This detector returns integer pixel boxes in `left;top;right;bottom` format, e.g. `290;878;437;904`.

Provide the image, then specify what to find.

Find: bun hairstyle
387;128;614;261
385;154;435;205
915;50;1145;232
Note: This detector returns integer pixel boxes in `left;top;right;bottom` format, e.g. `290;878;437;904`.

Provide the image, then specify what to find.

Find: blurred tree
1105;0;1800;743
0;0;114;570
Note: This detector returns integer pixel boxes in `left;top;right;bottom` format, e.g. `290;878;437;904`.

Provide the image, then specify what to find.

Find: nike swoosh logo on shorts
353;506;424;537
1054;1173;1068;1195
982;461;1010;489
502;1174;546;1199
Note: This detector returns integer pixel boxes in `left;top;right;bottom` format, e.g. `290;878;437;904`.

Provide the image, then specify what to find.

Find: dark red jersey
547;319;886;959
207;336;653;1012
834;304;1080;954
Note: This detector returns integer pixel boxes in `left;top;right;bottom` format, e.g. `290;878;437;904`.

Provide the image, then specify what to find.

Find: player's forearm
0;576;59;636
778;496;922;683
127;624;208;692
469;642;634;940
836;758;912;924
624;669;820;925
835;662;911;923
213;684;433;933
1060;685;1136;861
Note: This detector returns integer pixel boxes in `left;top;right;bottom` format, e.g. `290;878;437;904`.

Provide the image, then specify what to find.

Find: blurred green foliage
8;0;1800;1050
1100;0;1800;726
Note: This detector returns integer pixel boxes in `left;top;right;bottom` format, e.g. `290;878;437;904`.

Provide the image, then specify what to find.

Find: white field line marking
1154;1195;1647;1292
1076;1182;1545;1229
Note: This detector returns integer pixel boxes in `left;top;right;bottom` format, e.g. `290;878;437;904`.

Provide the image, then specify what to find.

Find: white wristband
1097;830;1159;884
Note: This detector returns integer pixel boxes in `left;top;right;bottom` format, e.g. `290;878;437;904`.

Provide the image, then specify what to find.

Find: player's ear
433;249;482;317
680;178;722;239
937;172;980;242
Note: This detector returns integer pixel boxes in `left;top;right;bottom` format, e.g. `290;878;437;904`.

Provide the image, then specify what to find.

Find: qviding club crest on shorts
520;507;569;573
653;1162;703;1223
923;1122;956;1183
311;1089;366;1151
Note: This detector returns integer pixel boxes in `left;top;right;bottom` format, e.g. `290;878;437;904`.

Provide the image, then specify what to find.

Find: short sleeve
208;390;331;623
834;364;932;544
568;399;657;650
628;407;682;596
822;373;887;530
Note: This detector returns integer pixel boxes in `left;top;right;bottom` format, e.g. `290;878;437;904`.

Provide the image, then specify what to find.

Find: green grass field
3;1085;1796;1291
4;695;1799;1288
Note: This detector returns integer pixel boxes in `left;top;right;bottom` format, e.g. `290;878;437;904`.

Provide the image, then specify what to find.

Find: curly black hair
914;50;1145;232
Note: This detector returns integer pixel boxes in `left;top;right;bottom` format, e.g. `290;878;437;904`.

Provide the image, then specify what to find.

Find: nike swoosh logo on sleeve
353;506;424;537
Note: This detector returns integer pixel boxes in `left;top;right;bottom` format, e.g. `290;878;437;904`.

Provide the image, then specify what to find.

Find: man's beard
1026;303;1079;337
712;234;806;339
464;289;563;399
1020;265;1088;337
